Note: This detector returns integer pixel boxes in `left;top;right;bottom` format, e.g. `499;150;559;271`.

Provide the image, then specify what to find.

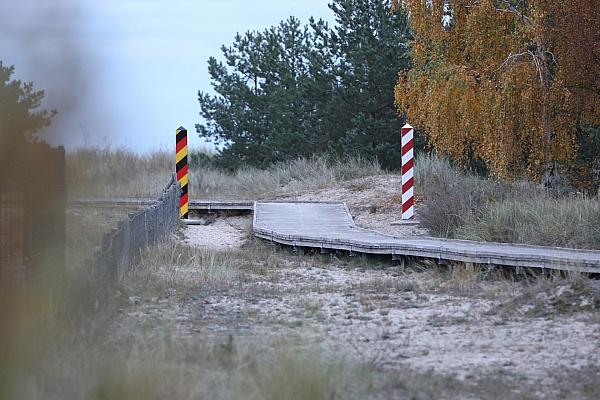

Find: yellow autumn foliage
394;0;599;180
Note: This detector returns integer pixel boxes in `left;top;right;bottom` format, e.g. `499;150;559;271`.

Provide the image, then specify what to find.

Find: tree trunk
538;43;557;188
542;102;556;188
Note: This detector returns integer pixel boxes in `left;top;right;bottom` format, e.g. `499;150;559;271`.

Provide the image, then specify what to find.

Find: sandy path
183;215;251;250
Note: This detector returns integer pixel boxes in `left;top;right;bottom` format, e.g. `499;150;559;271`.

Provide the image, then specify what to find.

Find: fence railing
89;174;181;282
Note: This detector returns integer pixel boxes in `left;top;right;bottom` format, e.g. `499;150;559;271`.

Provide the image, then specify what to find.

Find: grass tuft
456;196;600;249
416;154;600;249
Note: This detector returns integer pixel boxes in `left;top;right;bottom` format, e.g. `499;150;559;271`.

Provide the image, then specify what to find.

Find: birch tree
394;0;600;184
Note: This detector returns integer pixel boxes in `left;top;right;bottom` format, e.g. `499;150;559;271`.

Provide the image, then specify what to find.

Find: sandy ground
115;175;600;398
120;243;600;393
273;175;428;236
183;215;250;250
181;174;426;246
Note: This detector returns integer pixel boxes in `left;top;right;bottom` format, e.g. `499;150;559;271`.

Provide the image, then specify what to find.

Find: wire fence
89;174;181;282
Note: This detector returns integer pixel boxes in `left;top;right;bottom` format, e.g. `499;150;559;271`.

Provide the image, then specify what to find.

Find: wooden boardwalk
253;201;600;273
71;198;600;273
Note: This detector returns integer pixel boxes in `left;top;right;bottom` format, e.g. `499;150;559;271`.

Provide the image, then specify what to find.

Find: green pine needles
197;0;414;170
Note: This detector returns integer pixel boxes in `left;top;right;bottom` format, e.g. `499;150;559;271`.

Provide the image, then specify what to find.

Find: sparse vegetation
66;207;130;268
416;155;600;249
3;307;374;400
67;147;600;250
456;196;600;249
66;147;172;198
492;275;600;319
67;148;381;199
53;146;600;400
3;1;599;399
124;240;284;298
3;201;600;400
193;155;382;199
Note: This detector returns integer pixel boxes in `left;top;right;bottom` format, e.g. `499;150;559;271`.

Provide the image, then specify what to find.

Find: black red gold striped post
176;126;189;219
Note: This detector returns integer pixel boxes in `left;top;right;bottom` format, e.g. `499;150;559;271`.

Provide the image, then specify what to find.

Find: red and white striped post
401;124;415;220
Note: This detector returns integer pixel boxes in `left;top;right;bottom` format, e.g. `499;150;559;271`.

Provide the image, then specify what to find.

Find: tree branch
496;1;531;25
494;51;530;72
494;49;548;86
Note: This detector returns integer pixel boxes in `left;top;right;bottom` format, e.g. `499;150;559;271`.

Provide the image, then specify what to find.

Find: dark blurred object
568;125;600;195
1;60;63;289
0;62;56;162
0;142;65;289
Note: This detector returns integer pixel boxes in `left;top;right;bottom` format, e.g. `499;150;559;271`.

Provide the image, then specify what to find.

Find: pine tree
197;17;319;168
324;0;412;167
0;62;56;170
197;0;412;169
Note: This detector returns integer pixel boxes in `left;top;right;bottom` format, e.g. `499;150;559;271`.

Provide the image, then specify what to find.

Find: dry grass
491;274;600;319
65;207;130;269
456;196;600;249
379;365;600;400
192;155;382;199
67;147;600;248
2;235;375;400
403;257;600;322
125;242;241;295
67;147;173;198
416;155;600;249
5;208;599;400
2;315;374;400
5;146;594;400
67;147;381;200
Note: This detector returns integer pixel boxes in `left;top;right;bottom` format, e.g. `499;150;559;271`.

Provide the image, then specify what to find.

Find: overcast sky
0;0;334;152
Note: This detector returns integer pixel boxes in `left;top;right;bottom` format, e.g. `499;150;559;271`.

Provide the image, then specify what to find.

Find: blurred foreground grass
2;208;599;399
1;216;377;400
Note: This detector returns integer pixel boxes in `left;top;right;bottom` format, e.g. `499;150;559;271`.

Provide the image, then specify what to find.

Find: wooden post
176;126;189;219
401;124;415;220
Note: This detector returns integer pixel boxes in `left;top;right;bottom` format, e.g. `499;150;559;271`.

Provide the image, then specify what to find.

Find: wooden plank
190;200;253;211
253;202;600;273
69;199;254;211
